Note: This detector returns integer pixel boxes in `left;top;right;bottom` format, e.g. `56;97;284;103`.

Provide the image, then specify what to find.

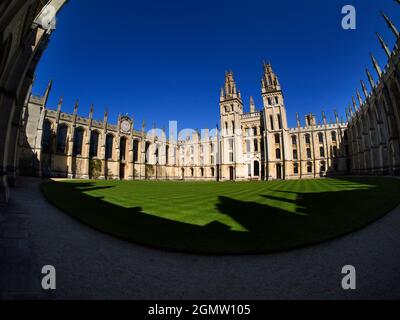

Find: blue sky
33;0;400;130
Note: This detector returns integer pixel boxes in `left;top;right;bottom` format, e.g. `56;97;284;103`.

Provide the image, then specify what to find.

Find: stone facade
18;63;350;181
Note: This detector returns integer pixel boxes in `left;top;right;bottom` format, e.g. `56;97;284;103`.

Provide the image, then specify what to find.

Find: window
106;134;114;159
211;154;214;164
200;168;204;177
293;149;298;160
275;134;280;144
277;114;282;129
276;148;281;159
229;139;234;150
131;140;139;162
254;161;260;176
248;164;252;177
254;139;258;152
331;131;337;142
191;168;194;177
294;163;299;175
246;140;251;153
253;127;257;136
229;151;234;162
305;134;311;144
211;167;215;177
268;98;272;105
333;146;338;157
165;146;169;165
270;116;274;130
306;148;312;159
56;125;68;154
275;96;279;105
89;131;99;158
73;128;84;156
291;135;297;146
120;138;127;161
307;162;313;173
320;161;326;172
318;132;324;144
245;128;250;137
320;146;325;157
42;120;52;152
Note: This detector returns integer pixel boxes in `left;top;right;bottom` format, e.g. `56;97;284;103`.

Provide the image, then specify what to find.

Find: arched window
318;132;324;144
307;162;313;173
270;116;274;130
320;146;325;157
56;124;68;154
276;148;281;159
254;161;260;176
42;120;52;152
89;131;99;158
331;131;337;142
305;134;311;144
105;134;114;160
73;127;84;156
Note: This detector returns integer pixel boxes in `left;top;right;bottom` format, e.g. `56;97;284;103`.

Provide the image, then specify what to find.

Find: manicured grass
41;177;400;254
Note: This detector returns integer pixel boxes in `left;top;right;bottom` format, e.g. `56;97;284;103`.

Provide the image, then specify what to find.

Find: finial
89;103;94;118
370;53;382;77
356;89;363;107
366;68;375;89
57;96;63;112
352;97;358;113
73;99;79;115
360;80;369;99
380;11;399;38
376;33;391;58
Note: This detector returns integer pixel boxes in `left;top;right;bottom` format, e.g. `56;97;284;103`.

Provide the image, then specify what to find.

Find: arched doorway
229;166;234;181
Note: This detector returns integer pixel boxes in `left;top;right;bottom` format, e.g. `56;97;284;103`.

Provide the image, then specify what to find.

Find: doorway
276;164;282;180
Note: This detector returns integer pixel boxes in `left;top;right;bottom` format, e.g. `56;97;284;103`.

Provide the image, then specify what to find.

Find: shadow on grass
41;177;400;254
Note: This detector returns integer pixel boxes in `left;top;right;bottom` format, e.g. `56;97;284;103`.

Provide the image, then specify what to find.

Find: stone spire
361;80;369;99
73;100;79;115
57;96;63;113
370;53;382;77
221;70;241;101
249;96;255;112
322;111;327;125
376;33;391;58
366;68;375;89
103;108;108;129
261;62;281;94
89;103;94;119
296;112;301;127
352;97;358;113
356;89;363;107
334;110;339;124
380;11;399;38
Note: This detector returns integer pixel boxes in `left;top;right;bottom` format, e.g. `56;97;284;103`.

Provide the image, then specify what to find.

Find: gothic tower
219;71;244;180
261;62;289;180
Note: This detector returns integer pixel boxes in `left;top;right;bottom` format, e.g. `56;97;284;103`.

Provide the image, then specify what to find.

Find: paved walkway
1;177;400;299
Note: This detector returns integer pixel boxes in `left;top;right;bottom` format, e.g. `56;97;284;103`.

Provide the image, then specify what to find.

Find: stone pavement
1;177;400;300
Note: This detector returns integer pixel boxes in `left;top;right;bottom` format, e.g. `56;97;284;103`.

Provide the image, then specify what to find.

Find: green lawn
41;177;400;254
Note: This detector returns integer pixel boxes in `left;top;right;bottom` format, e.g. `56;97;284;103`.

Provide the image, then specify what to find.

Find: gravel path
3;177;400;299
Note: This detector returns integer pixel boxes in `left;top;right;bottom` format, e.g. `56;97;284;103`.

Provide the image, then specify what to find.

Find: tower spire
261;62;281;94
376;33;391;58
361;80;369;99
380;11;399;38
370;53;382;77
221;70;241;101
249;96;255;112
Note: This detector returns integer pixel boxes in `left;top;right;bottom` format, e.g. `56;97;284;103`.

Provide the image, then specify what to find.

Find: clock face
121;120;131;133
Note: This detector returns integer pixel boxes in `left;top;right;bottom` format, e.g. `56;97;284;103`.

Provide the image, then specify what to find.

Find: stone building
18;62;349;181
